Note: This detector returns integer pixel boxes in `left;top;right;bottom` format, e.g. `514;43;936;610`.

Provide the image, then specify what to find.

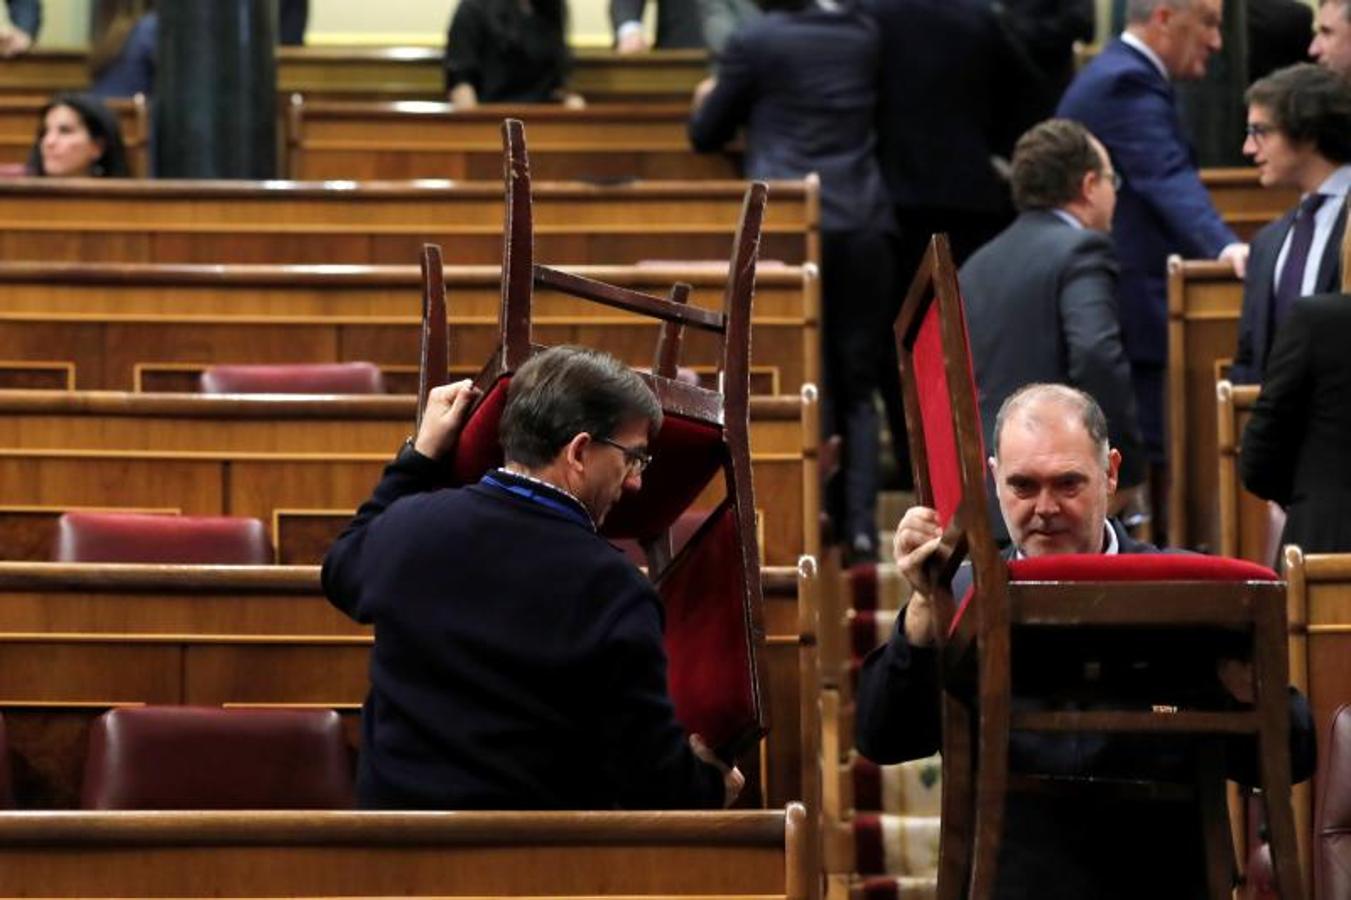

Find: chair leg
936;692;973;900
1196;742;1236;900
967;650;1011;900
1254;596;1306;900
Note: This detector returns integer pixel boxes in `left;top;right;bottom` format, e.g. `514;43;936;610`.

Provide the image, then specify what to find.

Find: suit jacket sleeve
853;607;943;764
598;587;727;808
6;0;38;38
1101;70;1238;259
1239;302;1313;506
321;445;447;624
444;0;486;93
610;0;646;32
1059;234;1146;488
687;28;756;152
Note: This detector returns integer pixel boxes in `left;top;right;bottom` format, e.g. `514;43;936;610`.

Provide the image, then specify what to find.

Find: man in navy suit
1057;0;1245;495
1231;64;1351;384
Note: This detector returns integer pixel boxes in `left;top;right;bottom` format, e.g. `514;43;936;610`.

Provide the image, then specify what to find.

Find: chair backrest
1318;703;1351;899
54;512;273;565
892;234;1001;647
81;706;354;810
200;362;385;394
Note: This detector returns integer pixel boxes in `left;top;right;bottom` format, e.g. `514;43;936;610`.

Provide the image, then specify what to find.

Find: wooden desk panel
0;806;805;899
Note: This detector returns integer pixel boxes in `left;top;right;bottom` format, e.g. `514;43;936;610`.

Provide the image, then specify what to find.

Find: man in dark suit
612;0;704;50
1057;0;1245;489
961;119;1146;538
855;383;1316;899
1311;0;1351;78
1248;0;1313;82
1242;292;1351;556
323;347;741;810
1231;63;1351;384
688;0;895;560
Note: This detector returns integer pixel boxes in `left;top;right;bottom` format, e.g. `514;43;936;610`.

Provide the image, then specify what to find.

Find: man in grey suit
960;119;1146;537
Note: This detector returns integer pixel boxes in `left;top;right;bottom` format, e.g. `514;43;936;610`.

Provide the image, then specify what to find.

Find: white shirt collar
1013;522;1119;559
1121;31;1170;82
1313;165;1351;199
1051;208;1085;230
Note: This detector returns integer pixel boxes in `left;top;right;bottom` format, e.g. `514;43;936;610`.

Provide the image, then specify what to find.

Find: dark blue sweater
322;448;724;810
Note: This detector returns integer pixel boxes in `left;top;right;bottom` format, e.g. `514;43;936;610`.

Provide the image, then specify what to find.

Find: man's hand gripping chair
415;118;771;760
894;235;1305;900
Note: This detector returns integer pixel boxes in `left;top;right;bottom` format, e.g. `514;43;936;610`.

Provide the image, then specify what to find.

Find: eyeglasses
593;435;653;474
1245;123;1277;142
1102;169;1123;190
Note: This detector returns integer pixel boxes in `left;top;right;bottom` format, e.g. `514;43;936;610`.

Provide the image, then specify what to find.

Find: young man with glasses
958;118;1147;544
323;345;742;811
1231;64;1351;384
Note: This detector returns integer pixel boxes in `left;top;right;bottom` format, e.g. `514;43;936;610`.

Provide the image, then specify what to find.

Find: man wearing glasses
959;118;1147;544
323;345;742;811
1230;63;1351;384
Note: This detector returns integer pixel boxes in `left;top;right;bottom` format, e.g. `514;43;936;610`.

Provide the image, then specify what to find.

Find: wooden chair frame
892;234;1305;900
416;118;770;755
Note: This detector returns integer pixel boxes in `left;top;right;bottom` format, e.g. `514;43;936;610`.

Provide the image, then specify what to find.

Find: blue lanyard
480;473;594;531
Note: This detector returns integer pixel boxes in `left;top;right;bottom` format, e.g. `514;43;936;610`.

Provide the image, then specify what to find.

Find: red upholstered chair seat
951;553;1280;635
658;500;755;750
613;510;708;568
81;706;354;810
200;362;385;394
451;374;725;542
54;512;273;565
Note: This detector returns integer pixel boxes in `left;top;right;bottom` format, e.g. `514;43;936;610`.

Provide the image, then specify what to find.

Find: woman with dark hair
444;0;584;108
26;93;130;178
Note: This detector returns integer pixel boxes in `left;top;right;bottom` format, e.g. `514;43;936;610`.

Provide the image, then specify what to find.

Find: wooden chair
415;117;770;757
892;234;1305;900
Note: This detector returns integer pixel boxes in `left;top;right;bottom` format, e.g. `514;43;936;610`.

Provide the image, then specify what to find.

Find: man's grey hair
992;384;1110;468
1323;0;1351;23
1125;0;1193;24
500;345;662;468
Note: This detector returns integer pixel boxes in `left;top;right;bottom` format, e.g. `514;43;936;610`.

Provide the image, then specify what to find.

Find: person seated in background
611;0;704;52
88;2;156;99
1231;64;1350;385
323;346;741;810
25;93;130;178
688;0;895;562
0;0;39;57
1241;289;1351;557
855;383;1316;900
444;0;584;108
959;118;1146;542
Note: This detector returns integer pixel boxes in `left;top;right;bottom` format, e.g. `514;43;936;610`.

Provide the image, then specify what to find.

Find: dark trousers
821;228;897;549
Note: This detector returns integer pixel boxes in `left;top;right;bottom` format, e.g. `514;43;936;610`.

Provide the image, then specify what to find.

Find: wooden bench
1166;257;1242;553
0;806;808;898
0;561;814;815
0;47;713;106
0;262;819;395
1283;549;1351;896
0;390;816;567
286;98;740;181
0;178;818;267
0;95;150;177
1216;381;1279;565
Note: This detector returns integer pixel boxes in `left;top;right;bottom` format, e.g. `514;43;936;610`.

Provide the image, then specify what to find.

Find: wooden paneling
1216;382;1280;566
0;563;812;815
0;179;817;268
1166;257;1242;553
1200;169;1298;242
0;806;806;899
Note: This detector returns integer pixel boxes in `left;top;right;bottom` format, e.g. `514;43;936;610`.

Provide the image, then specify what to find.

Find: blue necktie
1273;193;1328;327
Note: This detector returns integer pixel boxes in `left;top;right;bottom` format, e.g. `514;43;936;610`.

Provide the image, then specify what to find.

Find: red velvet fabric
852;813;886;874
853;756;883;812
613;509;707;567
450;375;725;541
848;563;880;612
199;362;385;394
950;553;1281;635
914;303;963;525
53;512;273;565
81;706;354;810
659;500;757;751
